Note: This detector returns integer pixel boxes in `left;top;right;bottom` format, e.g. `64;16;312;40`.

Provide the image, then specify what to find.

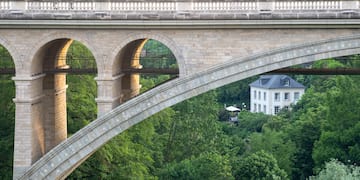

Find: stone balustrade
0;1;359;11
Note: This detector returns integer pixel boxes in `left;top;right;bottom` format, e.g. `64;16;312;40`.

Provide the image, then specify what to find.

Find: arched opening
65;41;97;134
30;38;97;158
113;38;178;105
0;44;15;179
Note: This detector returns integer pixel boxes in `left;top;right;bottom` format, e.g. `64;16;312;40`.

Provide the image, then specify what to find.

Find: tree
280;87;325;179
217;76;258;107
237;111;271;137
164;91;225;162
158;152;234;180
248;127;296;176
0;45;15;179
66;41;97;134
309;159;360;180
313;76;360;171
235;150;288;180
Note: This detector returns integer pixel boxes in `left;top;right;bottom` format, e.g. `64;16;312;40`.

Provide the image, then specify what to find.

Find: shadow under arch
20;34;360;179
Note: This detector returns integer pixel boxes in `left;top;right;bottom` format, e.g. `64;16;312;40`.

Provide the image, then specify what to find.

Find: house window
264;92;266;101
258;91;261;100
294;92;300;101
284;79;290;86
284;92;290;101
254;90;257;99
284;106;289;110
274;106;280;114
263;105;266;113
254;103;257;112
258;104;261;112
275;92;280;101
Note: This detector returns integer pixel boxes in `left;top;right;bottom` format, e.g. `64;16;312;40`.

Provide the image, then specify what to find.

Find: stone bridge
1;0;360;179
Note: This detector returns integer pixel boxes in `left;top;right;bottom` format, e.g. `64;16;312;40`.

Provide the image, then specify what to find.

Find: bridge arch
20;34;360;179
28;32;99;76
112;32;185;76
100;35;182;111
12;37;99;178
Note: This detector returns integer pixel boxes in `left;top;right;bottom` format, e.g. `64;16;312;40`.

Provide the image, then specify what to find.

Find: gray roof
249;75;305;89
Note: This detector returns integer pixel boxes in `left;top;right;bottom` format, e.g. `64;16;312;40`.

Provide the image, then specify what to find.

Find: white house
249;75;305;115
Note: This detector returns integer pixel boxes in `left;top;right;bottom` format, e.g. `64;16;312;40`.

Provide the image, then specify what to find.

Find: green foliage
141;39;177;69
67;75;97;134
0;46;14;68
218;109;230;121
67;40;96;69
309;159;360;180
312;59;345;69
66;40;97;134
286;114;321;179
248;128;296;175
140;75;172;92
237;111;271;137
164;91;224;162
217;76;258;108
235;150;288;180
70;109;175;179
158;152;234;180
313;76;360;171
0;45;15;179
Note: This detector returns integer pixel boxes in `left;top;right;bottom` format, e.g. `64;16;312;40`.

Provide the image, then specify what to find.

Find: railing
192;2;257;11
0;1;11;10
110;2;176;11
274;1;341;10
27;2;95;10
0;1;359;11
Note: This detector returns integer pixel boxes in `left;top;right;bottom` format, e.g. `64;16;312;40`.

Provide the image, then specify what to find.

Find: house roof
249;75;305;89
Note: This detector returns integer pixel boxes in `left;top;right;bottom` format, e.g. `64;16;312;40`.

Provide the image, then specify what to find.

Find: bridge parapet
1;1;360;20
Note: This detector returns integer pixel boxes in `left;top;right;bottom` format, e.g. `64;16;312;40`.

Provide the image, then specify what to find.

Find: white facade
249;75;305;115
250;87;305;115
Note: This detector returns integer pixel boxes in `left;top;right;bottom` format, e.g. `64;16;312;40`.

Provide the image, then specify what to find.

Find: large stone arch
111;32;185;76
19;34;360;179
27;32;100;76
12;33;101;179
94;32;185;115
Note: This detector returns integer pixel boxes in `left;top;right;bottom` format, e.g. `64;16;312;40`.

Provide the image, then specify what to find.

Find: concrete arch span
19;34;360;179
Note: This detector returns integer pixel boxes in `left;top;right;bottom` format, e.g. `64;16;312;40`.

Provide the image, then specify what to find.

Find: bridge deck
1;68;360;75
1;1;360;20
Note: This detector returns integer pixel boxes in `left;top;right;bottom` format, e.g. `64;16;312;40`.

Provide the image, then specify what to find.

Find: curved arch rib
19;34;360;179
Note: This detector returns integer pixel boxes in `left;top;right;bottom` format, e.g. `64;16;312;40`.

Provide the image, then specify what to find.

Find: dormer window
280;76;291;87
284;79;290;86
260;78;269;85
